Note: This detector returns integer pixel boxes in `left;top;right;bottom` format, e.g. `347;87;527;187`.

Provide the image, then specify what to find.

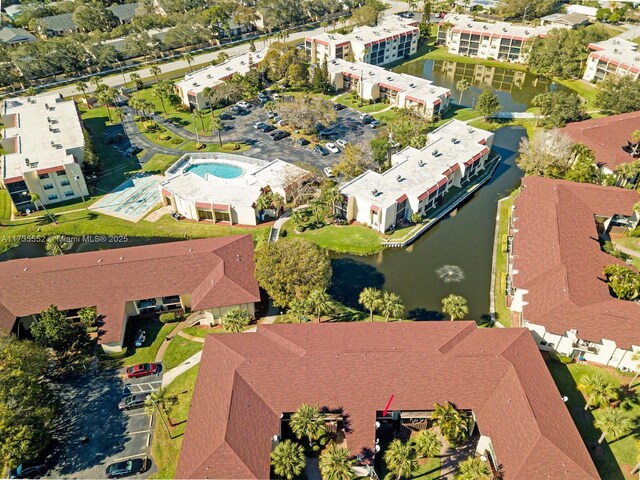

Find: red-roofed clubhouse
177;322;599;480
0;235;260;352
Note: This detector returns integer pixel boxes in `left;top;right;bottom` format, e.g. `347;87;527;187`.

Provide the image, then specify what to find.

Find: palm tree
441;294;468;321
194;110;206;132
456;456;491;480
289;403;326;447
210;114;223;146
150;65;161;84
319;443;355;480
380;291;404;322
29;192;57;224
630;351;640;388
431;401;470;447
359;287;382;322
456;78;470;106
90;76;103;90
323;186;342;216
98;87;116;123
384;439;418;480
306;289;333;322
630;439;640;477
154;84;168;113
578;374;619;410
75;81;89;105
183;52;194;72
270;440;305;480
202;86;215;110
287;298;307;323
25;86;37;97
45;235;70;256
221;307;250;333
411;429;441;458
594;407;633;444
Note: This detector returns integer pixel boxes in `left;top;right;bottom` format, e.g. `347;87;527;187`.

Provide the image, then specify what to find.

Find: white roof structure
308;16;419;48
442;14;550;40
1;94;84;181
341;120;491;209
588;38;640;74
566;5;598;16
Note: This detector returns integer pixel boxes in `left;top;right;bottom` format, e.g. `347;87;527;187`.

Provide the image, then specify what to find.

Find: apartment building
305;16;419;66
326;59;451;118
583;38;640;83
437;14;549;64
1;94;88;213
337;120;493;233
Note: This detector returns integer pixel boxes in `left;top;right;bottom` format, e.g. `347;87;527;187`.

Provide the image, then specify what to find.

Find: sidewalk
162;350;202;387
154;312;204;363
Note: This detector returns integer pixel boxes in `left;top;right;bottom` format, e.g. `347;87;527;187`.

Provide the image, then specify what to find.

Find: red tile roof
512;176;640;349
0;236;260;345
176;322;599;480
558;111;640;171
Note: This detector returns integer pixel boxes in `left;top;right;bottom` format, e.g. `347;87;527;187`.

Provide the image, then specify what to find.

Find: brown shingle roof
512;176;640;349
176;322;599;480
0;236;260;344
558;111;640;171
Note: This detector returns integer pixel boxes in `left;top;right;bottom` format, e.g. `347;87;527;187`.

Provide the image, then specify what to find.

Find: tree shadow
406;308;445;321
328;258;385;309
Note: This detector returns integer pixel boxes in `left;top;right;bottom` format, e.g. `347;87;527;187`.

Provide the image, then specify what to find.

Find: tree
182;52;194;73
287;62;310;88
530;91;585;128
578;373;619;410
387;109;432;149
275;95;336;135
474;89;500;119
221;307;250;333
287;299;308;323
431;401;470;447
603;265;640;301
565;144;598;184
441;294;468;321
456;456;491;480
130;73;143;90
144;387;170;417
334;143;374;179
384;439;418;480
78;306;97;328
306;289;334;322
319;442;355;480
351;4;381;27
615;159;640;187
359;287;382;322
456;78;470;105
210;114;223;147
380;291;404;322
289;403;326;447
516;130;573;178
45;235;70;256
29;193;56;225
594;407;633;444
497;0;555;20
255;238;332;307
73;1;117;32
97;87;117;123
150;65;162;83
30;305;89;352
312;58;332;94
411;429;441;458
271;440;305;480
596;75;640;115
75;81;89;105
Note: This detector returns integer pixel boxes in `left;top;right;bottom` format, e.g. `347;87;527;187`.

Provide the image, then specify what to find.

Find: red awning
213;203;229;210
442;167;452;176
314;39;330;47
437;177;448;188
433;99;441;106
195;201;213;209
478;138;486;145
418;190;430;202
396;194;408;203
161;188;173;198
3;176;24;184
37;165;65;175
450;163;460;172
371;205;380;213
480;146;490;155
427;184;439;195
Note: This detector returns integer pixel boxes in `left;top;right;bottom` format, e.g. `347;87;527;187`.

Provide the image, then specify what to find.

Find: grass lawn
468;117;537;139
411;457;441;480
546;360;639;480
119;318;178;367
182;325;227;337
612;237;640;270
554;78;599;111
162;336;203;370
142;153;180;174
492;194;516;327
282;221;384;255
0;189;12;221
335;93;390;113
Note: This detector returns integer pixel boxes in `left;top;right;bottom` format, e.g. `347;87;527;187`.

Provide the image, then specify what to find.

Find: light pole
74;174;87;210
471;97;476;109
191;112;200;145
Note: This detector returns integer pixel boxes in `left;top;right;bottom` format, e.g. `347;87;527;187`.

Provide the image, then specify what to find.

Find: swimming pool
185;162;244;179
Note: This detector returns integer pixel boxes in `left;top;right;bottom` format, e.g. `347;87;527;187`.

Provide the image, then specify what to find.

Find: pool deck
89;173;163;222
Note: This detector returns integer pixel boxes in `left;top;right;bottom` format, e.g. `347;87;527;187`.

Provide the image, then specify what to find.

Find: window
56;170;67;176
64;191;74;197
60;180;70;186
43;183;54;190
47;194;58;201
39;173;49;180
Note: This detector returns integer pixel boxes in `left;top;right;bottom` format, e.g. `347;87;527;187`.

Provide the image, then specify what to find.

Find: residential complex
337;120;493;233
305;16;419;66
437;14;549;63
327;59;451;118
583;38;640;83
176;322;599;480
0;26;36;45
539;12;590;29
1;94;89;212
160;153;309;224
174;51;261;109
508;176;639;370
0;236;261;352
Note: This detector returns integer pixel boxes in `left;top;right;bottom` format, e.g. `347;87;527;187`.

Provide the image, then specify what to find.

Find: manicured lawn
182;325;225;337
0;189;12;221
120;318;178;367
468;117;537;139
412;457;441;480
335;93;390;113
162;336;203;370
282;222;384;255
612;237;640;270
554;78;599;111
492;194;516;327
142;154;179;174
546;360;639;480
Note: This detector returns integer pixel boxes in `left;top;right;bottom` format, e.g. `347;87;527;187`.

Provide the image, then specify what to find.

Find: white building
566;4;598;19
583;38;640;83
174;51;263;110
326;59;451;118
305;16;419;66
437;14;549;64
338;120;493;233
160;153;309;225
539;12;590;29
1;94;88;213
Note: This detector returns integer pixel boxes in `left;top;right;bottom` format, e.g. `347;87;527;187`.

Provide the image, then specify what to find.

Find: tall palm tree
29;193;57;224
287;298;307;323
380;291;404;322
202;86;215;110
441;294;468;321
456;78;470;106
210;114;223;146
594;407;633;444
384;439;418;480
319;443;355;480
578;374;619;410
75;81;89;105
154;84;168;113
45;235;70;256
431;401;470;447
359;287;382;322
183;52;194;72
411;429;441;458
306;289;333;322
270;440;305;480
150;65;161;84
289;403;326;447
90;76;103;90
456;456;491;480
98;87;117;123
144;387;170;416
323;186;342;216
221;307;250;333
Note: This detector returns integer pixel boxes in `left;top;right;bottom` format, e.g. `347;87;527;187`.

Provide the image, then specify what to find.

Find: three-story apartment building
583;38;640;83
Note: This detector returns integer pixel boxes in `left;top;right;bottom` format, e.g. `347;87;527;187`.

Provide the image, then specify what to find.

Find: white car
273;93;281;100
323;167;335;177
336;139;349;149
237;101;251;109
326;143;340;154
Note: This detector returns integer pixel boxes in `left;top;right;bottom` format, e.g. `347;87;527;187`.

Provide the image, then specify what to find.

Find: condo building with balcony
326;59;452;118
436;14;549;64
583;38;640;83
305;16;419;66
1;94;88;213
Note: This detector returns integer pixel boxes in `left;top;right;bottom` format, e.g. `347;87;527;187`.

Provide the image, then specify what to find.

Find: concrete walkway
613;242;640;259
154;312;204;363
177;330;205;343
161;350;202;387
144;205;173;222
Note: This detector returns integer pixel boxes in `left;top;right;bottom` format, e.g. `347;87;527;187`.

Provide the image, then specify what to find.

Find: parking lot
46;365;163;479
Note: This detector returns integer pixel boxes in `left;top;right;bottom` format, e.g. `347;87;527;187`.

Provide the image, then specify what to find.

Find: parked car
272;130;290;141
360;114;374;124
106;458;147;478
314;145;329;156
254;121;267;129
326;143;340;154
261;124;276;133
336;139;349;149
134;330;146;347
105;133;124;145
323;167;335;177
126;363;159;378
124;145;141;157
9;464;46;479
332;103;346;111
297;138;310;146
398;11;413;18
258;92;268;102
277;119;288;127
237;100;251;109
219;113;233;120
369;120;382;128
118;393;150;411
319;128;335;137
273;93;281;100
267;110;277;119
229;105;242;114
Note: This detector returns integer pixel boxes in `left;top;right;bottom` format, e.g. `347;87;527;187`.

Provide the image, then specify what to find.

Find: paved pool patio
90;173;163;222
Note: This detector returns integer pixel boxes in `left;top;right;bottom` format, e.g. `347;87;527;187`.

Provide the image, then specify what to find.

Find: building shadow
329;258;385;309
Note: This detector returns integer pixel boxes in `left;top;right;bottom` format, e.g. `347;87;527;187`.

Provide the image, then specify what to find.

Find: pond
393;59;567;112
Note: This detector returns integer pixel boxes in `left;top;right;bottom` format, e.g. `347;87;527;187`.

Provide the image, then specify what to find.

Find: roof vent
23;267;28;272
396;175;402;182
468;127;475;133
189;248;193;252
503;27;507;32
119;256;124;260
483;25;488;30
371;189;378;195
432;149;439;156
451;137;458;144
98;259;102;263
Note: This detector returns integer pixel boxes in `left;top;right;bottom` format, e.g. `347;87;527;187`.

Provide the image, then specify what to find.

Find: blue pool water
185;162;244;179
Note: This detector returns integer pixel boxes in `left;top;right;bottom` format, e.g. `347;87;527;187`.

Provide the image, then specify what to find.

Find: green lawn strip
546;361;639;479
611;237;640;270
178;141;250;153
281;221;384;255
181;326;228;337
411;457;441;480
162;336;204;370
120;319;178;367
554;78;599;110
468;117;537;139
0;189;12;221
142;154;180;174
136;119;189;149
335;93;389;113
493;194;515;327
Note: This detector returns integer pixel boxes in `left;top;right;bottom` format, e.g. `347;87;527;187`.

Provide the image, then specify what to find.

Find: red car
126;363;159;378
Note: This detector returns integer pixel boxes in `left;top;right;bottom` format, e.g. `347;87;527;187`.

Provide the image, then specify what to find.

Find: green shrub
626;227;640;238
501;234;508;253
280;229;288;238
559;355;573;364
222;142;241;150
194;143;206;150
86;326;98;333
170;138;183;145
297;225;306;232
159;312;177;323
157;135;172;141
410;212;423;224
